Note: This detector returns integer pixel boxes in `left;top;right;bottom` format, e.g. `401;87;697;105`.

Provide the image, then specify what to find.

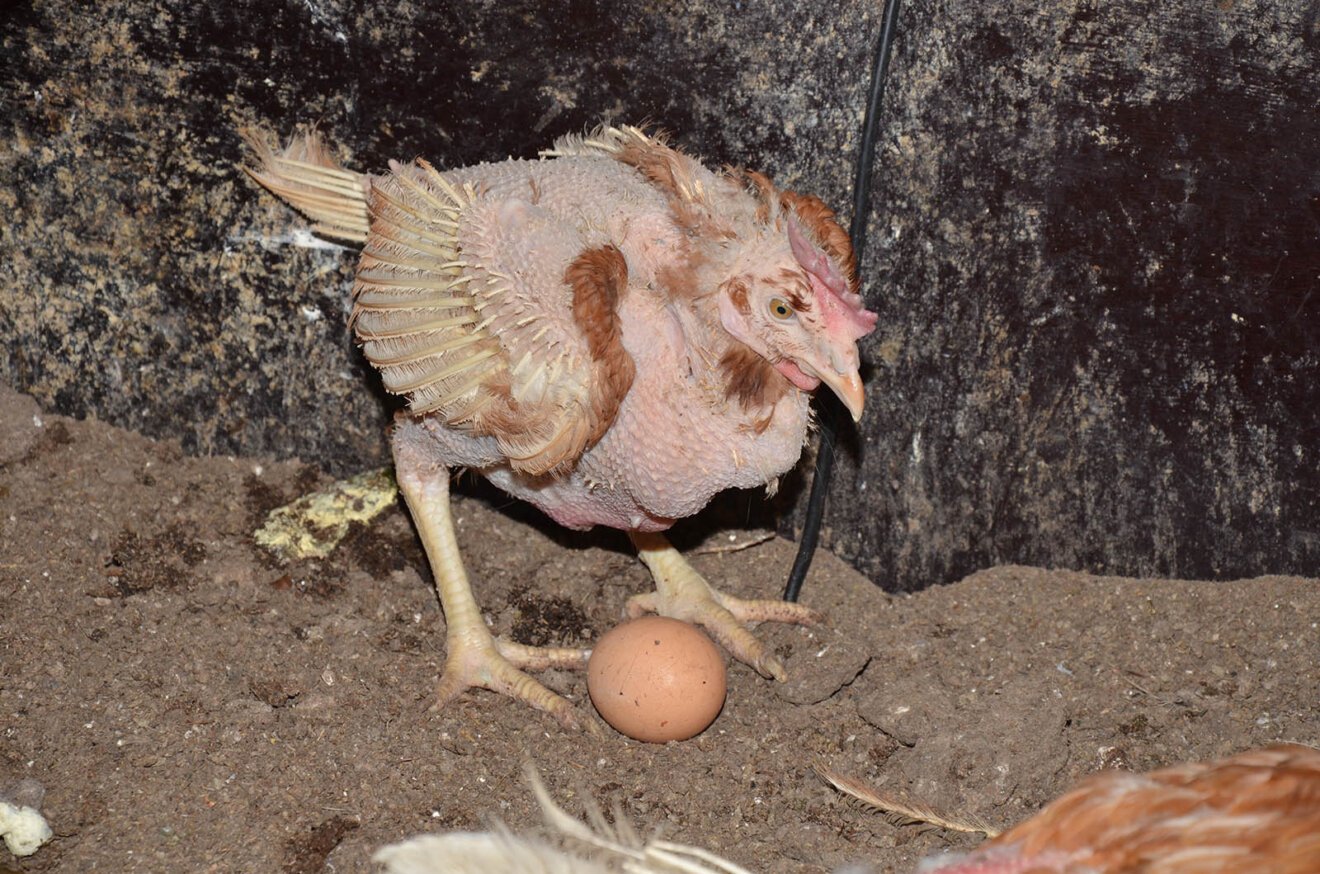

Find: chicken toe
627;532;822;682
431;630;587;731
394;437;589;731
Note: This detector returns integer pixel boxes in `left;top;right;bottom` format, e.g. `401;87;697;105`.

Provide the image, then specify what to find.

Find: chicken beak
793;352;866;422
818;368;866;422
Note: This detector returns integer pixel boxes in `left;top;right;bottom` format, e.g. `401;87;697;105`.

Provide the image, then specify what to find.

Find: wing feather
356;161;633;475
246;130;639;476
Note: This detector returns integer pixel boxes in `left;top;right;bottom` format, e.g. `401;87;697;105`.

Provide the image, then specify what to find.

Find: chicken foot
393;442;588;730
627;531;823;682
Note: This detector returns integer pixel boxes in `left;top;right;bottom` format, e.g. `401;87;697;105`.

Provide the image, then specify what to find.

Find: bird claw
626;591;785;683
624;556;823;684
430;633;591;732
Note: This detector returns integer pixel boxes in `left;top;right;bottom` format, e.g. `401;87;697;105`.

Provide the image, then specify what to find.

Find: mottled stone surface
836;0;1320;588
3;0;1317;588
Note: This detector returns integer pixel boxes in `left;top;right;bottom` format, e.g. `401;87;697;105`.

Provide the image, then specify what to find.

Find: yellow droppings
254;467;398;560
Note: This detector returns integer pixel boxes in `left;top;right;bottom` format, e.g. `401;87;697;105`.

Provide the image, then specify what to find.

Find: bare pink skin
774;359;820;391
395;151;876;534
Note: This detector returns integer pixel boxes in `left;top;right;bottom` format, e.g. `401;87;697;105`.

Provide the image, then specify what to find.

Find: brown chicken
371;744;1320;872
922;743;1320;873
244;125;876;728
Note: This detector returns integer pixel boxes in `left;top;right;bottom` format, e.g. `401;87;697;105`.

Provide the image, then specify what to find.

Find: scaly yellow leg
627;531;823;682
393;433;587;729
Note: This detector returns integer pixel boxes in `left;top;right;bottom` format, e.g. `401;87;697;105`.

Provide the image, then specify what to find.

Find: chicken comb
787;217;878;342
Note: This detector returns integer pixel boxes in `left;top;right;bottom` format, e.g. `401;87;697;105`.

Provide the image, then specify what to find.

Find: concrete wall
4;0;1316;589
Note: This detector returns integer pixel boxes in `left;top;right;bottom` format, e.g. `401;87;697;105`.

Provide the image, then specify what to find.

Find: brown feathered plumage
925;743;1320;873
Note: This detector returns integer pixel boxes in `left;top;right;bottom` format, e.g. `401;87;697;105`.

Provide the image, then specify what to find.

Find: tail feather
241;127;371;244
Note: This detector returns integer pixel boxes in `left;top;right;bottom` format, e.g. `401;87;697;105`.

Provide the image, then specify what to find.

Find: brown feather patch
565;245;636;447
780;190;858;292
657;261;699;300
999;743;1320;871
655;238;711;301
719;344;792;412
614;137;732;240
724;277;751;315
729;167;779;224
776;267;812;311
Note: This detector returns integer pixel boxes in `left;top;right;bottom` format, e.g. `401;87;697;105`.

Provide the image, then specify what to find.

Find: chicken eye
768;297;795;321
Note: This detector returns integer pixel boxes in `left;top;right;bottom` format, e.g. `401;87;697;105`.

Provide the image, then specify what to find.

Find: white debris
0;800;52;857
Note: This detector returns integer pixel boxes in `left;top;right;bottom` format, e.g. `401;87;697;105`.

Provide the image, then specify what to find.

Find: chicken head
713;208;877;422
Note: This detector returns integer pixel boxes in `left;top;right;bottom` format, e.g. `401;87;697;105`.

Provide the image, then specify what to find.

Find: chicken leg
627;531;823;682
393;438;588;730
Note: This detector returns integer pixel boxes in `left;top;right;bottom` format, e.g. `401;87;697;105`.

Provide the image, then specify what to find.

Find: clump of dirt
507;586;596;647
335;518;424;580
102;523;208;596
283;816;360;874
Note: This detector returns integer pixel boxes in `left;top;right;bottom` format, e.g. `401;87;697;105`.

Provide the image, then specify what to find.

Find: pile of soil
2;383;1315;872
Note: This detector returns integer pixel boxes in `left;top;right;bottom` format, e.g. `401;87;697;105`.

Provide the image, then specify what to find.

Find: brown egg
587;616;727;742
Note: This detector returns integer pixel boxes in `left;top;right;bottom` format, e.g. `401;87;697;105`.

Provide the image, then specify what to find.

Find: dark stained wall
835;1;1320;587
2;0;1316;590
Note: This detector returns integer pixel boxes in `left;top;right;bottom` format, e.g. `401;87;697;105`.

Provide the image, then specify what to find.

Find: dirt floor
1;381;1317;873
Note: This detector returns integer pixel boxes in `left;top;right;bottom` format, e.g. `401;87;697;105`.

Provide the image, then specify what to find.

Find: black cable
784;0;902;602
